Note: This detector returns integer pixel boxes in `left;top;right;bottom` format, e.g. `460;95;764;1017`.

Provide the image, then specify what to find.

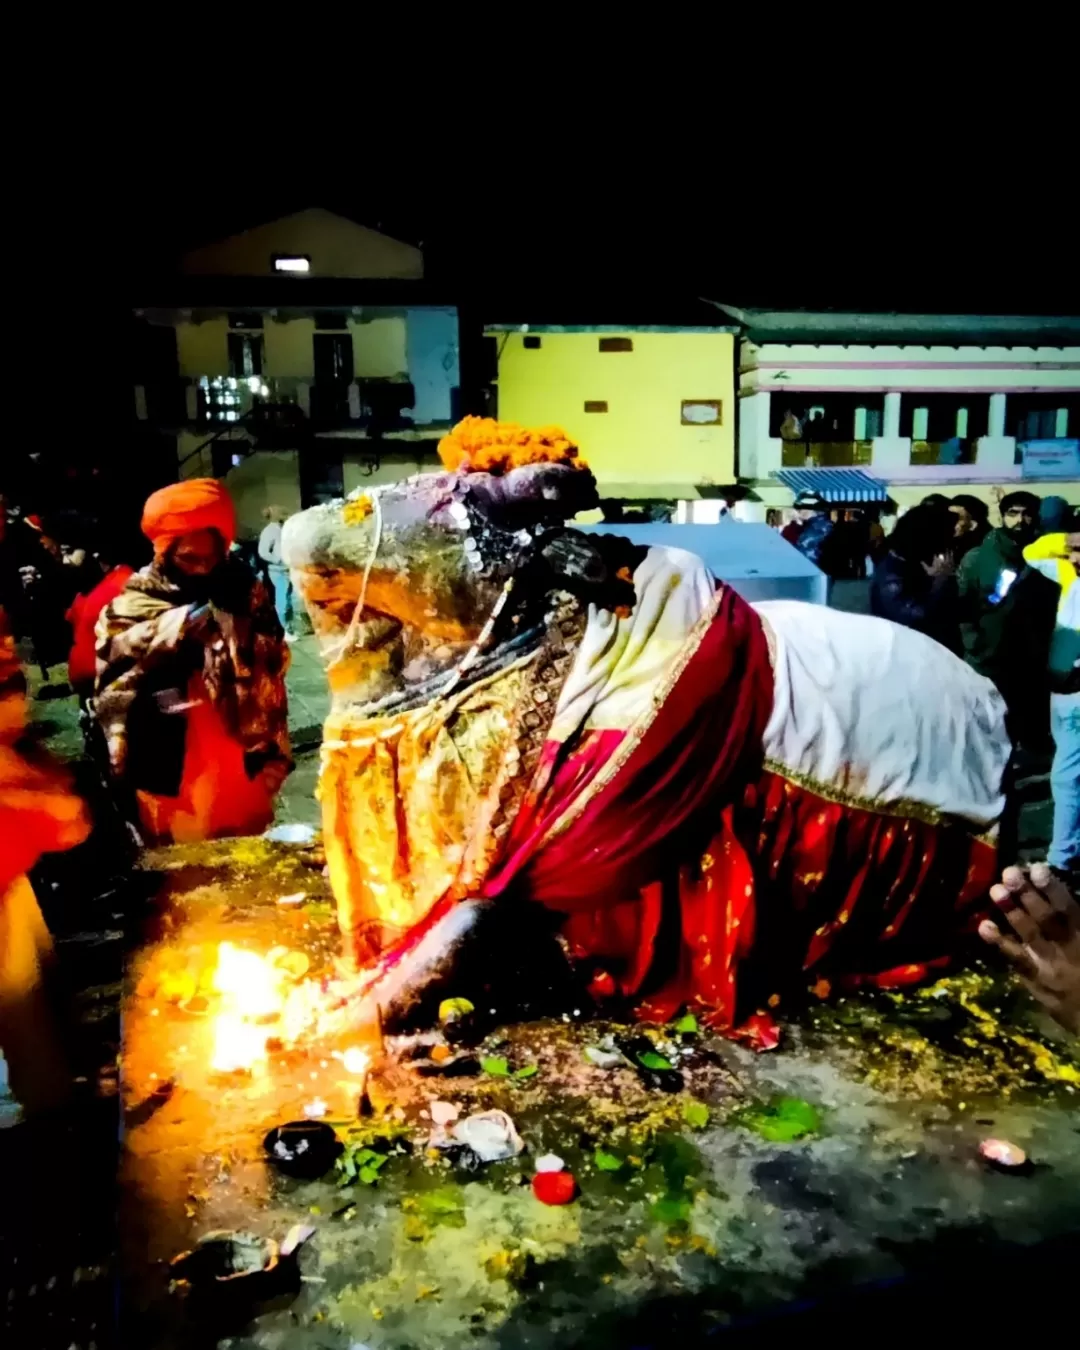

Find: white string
327;489;384;671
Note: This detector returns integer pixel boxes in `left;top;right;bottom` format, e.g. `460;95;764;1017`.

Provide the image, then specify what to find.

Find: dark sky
123;182;1079;317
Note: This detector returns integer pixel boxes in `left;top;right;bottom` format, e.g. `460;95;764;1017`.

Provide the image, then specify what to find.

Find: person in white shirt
258;505;294;639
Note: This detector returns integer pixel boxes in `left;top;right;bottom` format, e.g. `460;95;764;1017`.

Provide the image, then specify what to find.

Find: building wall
264;317;316;378
225;451;304;536
406;308;459;425
740;343;1080;393
349;316;408;379
494;331;736;495
176;318;229;378
181;208;423;280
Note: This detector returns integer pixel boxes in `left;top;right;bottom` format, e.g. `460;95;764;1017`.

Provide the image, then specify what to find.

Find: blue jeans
1049;691;1080;872
268;565;293;634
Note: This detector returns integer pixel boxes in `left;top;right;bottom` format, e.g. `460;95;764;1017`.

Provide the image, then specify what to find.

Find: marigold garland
342;494;374;526
438;416;586;475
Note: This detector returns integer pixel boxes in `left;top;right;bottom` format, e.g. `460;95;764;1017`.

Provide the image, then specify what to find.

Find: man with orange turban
94;479;292;844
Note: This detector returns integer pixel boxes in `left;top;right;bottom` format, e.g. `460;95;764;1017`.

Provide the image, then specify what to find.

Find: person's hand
979;863;1080;1035
922;553;955;579
182;603;215;639
259;759;290;796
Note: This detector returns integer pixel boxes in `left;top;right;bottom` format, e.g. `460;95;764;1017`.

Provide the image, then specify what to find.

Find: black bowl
263;1120;342;1179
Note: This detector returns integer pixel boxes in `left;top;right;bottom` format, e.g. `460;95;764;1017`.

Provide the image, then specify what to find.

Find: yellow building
488;325;738;500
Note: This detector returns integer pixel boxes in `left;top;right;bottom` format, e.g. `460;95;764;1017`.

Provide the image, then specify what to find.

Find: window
901;393;987;442
584;400;608;413
228;332;263;379
523;335;542;349
200;376;243;424
768;393;881;441
1008;394;1075;441
598;337;633;352
313;332;354;382
272;254;310;273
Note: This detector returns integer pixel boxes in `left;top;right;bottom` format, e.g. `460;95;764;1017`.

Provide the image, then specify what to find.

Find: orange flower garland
438;417;586;476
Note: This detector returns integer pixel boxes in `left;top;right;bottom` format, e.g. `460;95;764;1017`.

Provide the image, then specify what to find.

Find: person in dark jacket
870;504;960;651
949;493;990;564
958;490;1055;745
782;491;840;573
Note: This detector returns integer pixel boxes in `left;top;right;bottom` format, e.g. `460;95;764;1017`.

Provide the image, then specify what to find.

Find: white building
719;308;1080;514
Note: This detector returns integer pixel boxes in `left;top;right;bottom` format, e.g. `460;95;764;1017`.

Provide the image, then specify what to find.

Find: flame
209;942;287;1073
342;1046;369;1076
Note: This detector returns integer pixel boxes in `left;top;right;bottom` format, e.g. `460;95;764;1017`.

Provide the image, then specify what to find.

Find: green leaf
439;997;475;1023
481;1057;510;1077
682;1099;710;1130
650;1192;693;1227
735;1095;821;1142
358;1164;381;1184
593;1148;624;1172
513;1064;539;1080
673;1013;699;1034
638;1050;674;1071
419;1187;465;1218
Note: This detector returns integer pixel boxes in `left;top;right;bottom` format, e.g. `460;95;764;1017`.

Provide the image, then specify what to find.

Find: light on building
273;255;311;273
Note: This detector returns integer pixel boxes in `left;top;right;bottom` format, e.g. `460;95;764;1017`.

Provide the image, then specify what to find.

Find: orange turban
141;478;237;558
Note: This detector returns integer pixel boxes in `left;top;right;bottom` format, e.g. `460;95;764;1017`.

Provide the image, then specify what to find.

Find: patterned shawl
94;559;291;784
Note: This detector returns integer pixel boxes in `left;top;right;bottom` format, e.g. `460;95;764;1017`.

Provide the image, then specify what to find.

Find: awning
773;468;888;503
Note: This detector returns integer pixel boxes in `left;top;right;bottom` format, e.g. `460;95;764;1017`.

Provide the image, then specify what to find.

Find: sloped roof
181;207;423;281
706;302;1080;345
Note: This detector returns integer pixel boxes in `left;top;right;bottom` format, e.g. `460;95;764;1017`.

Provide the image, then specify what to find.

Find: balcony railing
781;440;874;468
910;439;976;466
136;374;429;434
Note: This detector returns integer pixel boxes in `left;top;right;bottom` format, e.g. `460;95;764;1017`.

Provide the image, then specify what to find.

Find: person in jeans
1023;521;1080;881
258;504;295;641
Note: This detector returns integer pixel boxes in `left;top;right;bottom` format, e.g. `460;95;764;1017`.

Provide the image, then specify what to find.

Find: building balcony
780;440;874;468
134;374;436;435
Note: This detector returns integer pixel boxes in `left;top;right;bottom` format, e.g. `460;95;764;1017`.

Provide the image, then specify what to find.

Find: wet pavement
116;839;1080;1350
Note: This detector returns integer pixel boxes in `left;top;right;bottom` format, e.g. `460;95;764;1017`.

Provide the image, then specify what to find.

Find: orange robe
135;675;275;844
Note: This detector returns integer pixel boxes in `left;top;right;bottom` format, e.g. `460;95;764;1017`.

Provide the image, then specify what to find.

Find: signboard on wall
1020;439;1080;478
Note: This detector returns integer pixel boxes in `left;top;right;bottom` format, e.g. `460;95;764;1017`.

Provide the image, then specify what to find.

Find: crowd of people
866;490;1079;885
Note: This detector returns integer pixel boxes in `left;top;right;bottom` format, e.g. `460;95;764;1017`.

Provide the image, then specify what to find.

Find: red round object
532;1170;576;1205
588;970;616;1000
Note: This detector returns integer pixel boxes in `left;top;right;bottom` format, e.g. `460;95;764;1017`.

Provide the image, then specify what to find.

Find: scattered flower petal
532;1170;576;1205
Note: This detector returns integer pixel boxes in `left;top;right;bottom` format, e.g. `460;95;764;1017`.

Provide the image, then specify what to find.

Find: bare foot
979;863;1080;1036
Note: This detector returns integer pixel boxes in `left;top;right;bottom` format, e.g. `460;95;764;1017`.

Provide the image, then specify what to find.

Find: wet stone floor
119;838;1080;1350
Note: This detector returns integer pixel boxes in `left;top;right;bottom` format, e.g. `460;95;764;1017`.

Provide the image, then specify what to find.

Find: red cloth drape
484;582;774;911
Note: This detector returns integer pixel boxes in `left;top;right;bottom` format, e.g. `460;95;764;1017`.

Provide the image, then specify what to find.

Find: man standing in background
957;490;1051;746
258;505;295;642
1023;517;1080;883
